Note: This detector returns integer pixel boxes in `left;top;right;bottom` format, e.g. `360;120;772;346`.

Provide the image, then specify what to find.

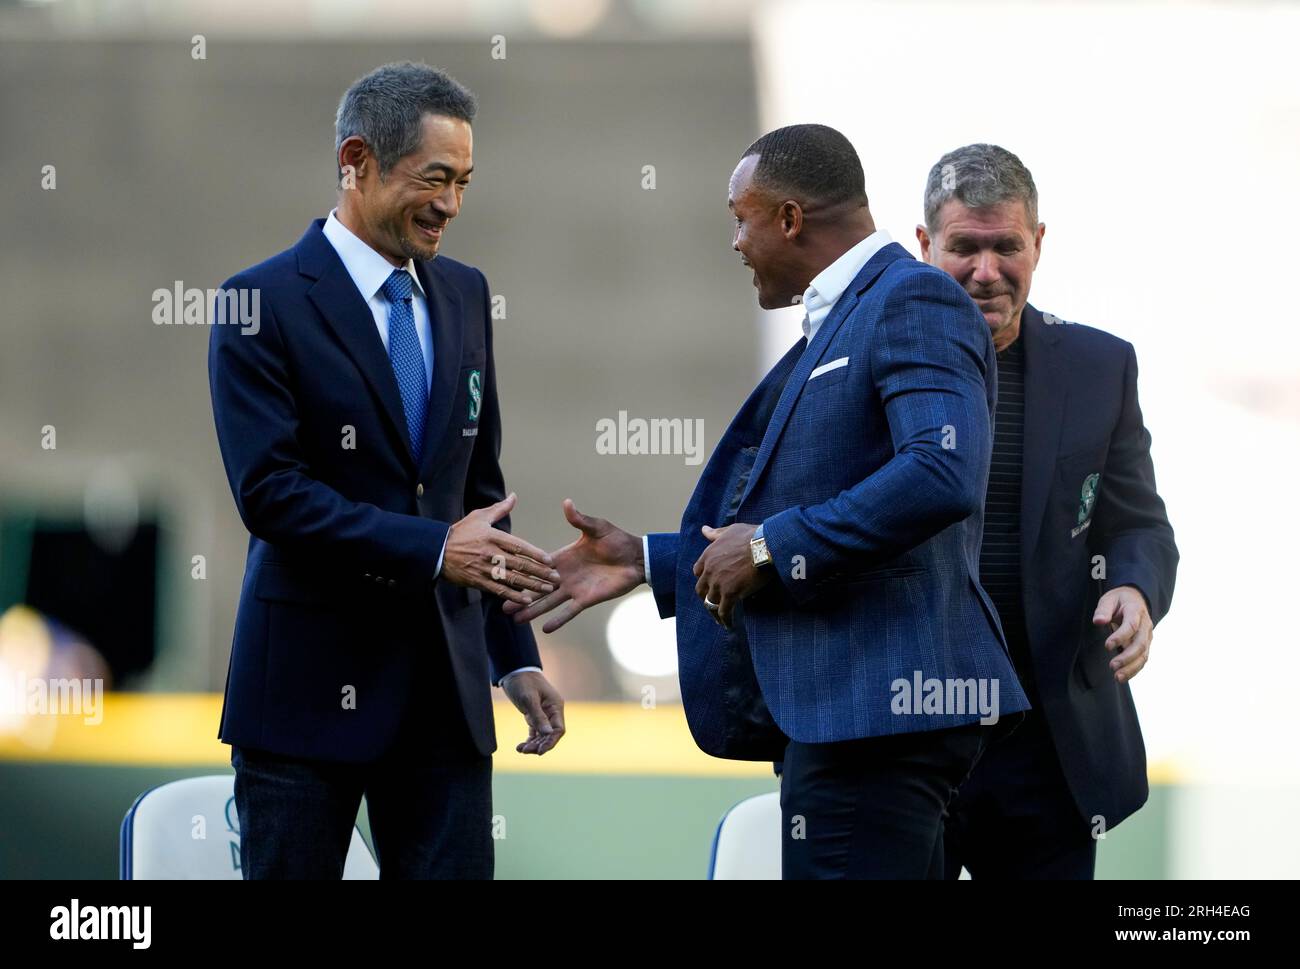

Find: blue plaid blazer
647;242;1030;757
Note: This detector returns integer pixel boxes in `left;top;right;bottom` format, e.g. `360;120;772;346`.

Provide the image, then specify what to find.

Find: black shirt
980;335;1037;700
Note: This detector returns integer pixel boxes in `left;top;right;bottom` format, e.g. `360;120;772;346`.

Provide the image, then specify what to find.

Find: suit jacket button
388;579;397;588
374;575;384;583
364;573;372;579
416;483;424;497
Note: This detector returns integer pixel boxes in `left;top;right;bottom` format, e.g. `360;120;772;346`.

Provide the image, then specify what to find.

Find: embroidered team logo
468;369;482;422
1072;472;1100;537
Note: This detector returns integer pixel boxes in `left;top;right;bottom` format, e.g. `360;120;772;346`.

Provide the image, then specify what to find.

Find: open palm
502;498;644;633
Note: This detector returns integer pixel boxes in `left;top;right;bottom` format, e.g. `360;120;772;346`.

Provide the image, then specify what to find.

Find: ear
338;135;372;183
916;224;933;262
779;200;804;240
1032;222;1046;269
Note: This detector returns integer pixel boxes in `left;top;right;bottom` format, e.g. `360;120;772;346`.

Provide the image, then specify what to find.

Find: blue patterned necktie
380;269;427;466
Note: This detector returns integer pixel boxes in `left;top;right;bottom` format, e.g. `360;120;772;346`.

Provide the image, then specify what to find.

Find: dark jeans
780;722;986;879
231;738;492;879
943;708;1097;879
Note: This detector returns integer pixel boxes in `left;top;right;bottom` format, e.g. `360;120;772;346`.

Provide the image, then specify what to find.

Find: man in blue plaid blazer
508;125;1029;878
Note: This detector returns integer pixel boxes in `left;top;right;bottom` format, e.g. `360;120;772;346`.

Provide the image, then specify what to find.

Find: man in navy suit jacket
917;144;1178;878
208;63;565;879
509;125;1029;878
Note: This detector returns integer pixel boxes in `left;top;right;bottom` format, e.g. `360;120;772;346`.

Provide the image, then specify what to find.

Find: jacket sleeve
207;272;449;585
1092;342;1179;624
646;531;680;618
762;270;993;605
464;270;543;684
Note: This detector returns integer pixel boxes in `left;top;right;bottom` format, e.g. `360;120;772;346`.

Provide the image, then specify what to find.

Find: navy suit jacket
208;218;538;763
648;243;1029;757
1014;304;1178;827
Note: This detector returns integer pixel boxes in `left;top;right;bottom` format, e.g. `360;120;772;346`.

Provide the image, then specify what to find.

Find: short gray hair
334;62;477;179
923;143;1038;234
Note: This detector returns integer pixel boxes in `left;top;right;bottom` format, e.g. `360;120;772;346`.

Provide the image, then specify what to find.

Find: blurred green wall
0;761;1169;879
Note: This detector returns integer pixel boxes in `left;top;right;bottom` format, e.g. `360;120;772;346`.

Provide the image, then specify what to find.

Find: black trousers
232;632;492;880
780;722;986;879
943;708;1097;880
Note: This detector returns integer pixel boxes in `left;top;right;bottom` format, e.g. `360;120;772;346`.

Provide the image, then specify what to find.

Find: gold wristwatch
750;523;772;569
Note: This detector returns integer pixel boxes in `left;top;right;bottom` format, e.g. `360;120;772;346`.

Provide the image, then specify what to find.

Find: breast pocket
1056;444;1108;538
803;360;851;395
456;359;487;424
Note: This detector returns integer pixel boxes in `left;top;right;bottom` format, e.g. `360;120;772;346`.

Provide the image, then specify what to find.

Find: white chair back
708;791;782;880
120;775;378;879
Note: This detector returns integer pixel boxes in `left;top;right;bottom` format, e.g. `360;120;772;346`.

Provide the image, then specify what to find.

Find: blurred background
1;0;1297;879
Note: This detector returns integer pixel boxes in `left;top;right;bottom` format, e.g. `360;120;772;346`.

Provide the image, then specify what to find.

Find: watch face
751;538;771;567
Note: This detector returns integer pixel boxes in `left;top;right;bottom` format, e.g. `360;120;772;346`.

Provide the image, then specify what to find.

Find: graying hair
334;62;477;179
923;144;1038;234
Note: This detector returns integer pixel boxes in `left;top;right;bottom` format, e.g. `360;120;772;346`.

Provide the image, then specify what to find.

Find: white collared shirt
322;209;434;392
800;229;893;343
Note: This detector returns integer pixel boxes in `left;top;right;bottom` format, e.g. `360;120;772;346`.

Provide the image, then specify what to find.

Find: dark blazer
1016;303;1178;827
647;243;1029;757
207;218;538;763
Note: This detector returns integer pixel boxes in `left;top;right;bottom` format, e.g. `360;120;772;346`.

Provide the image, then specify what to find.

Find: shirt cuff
433;530;449;579
642;534;651;584
499;666;542;689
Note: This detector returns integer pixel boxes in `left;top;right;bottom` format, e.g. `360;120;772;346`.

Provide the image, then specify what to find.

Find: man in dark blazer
207;62;565;879
917;144;1179;879
508;125;1029;879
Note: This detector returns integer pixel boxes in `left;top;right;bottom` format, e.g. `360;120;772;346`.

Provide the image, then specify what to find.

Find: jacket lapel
414;256;464;481
738;241;910;508
299;220;418;471
1019;303;1068;571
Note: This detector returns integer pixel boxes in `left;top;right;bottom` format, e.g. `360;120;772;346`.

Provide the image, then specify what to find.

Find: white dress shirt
800;228;893;342
641;229;894;585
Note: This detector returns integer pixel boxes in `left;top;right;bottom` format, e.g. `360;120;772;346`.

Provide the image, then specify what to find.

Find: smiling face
728;154;805;310
339;112;473;266
918;198;1044;348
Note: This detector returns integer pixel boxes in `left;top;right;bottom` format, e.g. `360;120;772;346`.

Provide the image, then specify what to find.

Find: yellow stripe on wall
0;692;1185;783
0;694;772;776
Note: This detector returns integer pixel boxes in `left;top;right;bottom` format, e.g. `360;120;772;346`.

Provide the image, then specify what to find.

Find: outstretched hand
503;498;644;633
441;493;560;606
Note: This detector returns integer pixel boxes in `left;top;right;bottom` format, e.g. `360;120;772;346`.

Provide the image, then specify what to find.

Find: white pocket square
808;356;849;381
